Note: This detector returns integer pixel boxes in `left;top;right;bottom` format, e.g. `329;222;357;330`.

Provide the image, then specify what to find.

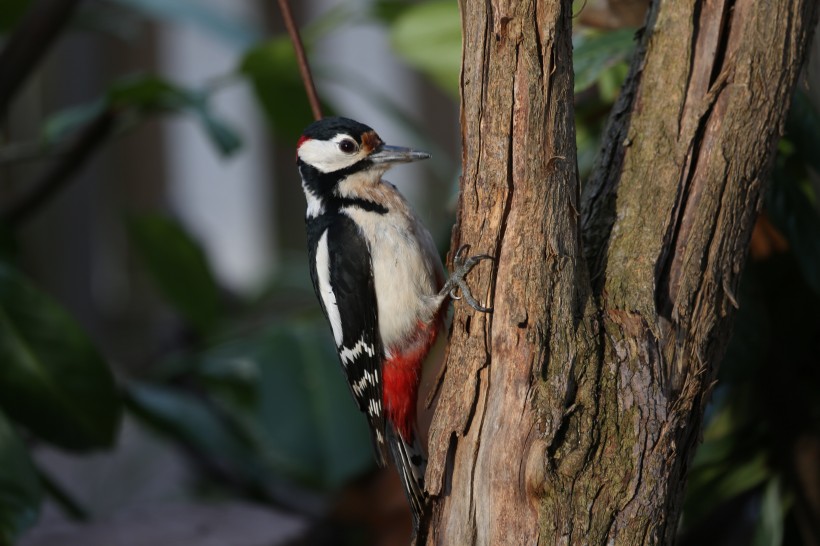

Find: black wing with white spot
307;214;387;466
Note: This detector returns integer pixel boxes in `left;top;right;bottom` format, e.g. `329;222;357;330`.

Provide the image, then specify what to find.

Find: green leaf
127;213;221;335
573;28;637;94
126;382;255;466
685;409;771;529
0;0;30;32
240;37;329;140
107;75;192;111
769;165;820;296
785;91;820;175
370;0;416;25
108;0;261;49
111;75;242;156
194;107;242;156
0;225;18;263
42;75;242;157
0;409;42;545
196;320;374;489
319;64;457;180
0;265;121;451
389;0;461;97
718;267;771;382
126;380;313;487
42;101;106;145
752;478;786;546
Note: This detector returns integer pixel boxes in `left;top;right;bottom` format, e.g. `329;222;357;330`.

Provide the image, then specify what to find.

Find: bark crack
676;0;704;131
656;0;735;320
468;369;489;541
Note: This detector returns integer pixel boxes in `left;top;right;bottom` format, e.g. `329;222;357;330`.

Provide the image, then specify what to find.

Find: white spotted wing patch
351;368;378;397
368;398;382;418
308;214;387;467
340;338;376;366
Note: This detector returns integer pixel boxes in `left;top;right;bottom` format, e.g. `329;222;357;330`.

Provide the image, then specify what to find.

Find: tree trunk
423;0;817;544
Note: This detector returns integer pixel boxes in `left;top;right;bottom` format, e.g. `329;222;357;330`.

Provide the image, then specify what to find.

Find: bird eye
339;139;358;154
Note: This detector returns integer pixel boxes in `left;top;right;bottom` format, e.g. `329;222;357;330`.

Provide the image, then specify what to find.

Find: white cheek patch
298;134;368;173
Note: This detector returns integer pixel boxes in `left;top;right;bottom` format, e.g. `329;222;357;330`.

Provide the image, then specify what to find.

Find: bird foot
441;244;493;313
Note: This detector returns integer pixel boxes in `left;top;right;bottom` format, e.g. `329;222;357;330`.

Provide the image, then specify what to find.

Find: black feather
307;212;388;466
387;426;428;533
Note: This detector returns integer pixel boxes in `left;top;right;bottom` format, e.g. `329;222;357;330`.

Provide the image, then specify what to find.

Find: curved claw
457;279;492;313
442;244;495;314
454;243;471;263
470;254;495;263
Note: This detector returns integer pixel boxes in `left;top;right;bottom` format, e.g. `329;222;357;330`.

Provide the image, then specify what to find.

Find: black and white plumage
306;210;388;463
297;117;491;531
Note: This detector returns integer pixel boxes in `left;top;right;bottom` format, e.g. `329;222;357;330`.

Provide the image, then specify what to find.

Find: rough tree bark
423;0;817;544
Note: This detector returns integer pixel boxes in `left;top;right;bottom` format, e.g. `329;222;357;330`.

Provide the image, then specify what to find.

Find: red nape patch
295;136;310;161
382;322;439;441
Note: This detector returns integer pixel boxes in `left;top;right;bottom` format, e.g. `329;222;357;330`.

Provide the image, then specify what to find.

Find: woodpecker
297;116;491;529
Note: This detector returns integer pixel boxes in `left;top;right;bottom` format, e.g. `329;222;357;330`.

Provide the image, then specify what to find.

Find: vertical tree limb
424;0;584;542
576;0;817;539
424;0;817;543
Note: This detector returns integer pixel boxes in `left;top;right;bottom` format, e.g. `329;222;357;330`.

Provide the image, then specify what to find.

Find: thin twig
276;0;323;121
0;0;84;117
1;108;117;228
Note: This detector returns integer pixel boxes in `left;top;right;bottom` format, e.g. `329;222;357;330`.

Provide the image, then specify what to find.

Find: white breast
342;205;443;353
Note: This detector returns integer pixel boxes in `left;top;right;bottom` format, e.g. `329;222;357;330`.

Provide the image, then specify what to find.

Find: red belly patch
382;321;439;441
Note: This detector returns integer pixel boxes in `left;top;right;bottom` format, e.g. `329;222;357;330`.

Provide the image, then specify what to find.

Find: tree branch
423;0;584;542
1;108;116;228
276;0;322;121
425;0;818;543
0;0;84;117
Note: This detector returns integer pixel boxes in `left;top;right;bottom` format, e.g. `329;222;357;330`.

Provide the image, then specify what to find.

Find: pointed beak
369;144;430;165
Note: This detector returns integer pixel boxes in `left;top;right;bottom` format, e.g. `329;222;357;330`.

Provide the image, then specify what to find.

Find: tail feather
387;425;428;531
368;423;388;468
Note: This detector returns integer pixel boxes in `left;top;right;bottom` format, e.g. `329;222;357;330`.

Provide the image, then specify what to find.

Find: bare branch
0;0;84;117
1;109;116;228
276;0;323;121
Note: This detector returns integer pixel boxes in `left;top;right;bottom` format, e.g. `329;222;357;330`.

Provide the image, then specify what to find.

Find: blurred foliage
574;30;633;178
108;0;262;49
387;0;461;98
573;28;635;95
128;320;373;491
44;74;242;156
679;95;820;545
0;0;29;32
0;409;42;546
0;0;373;540
0;265;122;451
0;264;120;543
241;37;332;141
1;0;819;545
127;213;221;336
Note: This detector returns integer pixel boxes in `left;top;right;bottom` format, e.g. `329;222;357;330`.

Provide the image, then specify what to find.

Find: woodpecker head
297;117;429;192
